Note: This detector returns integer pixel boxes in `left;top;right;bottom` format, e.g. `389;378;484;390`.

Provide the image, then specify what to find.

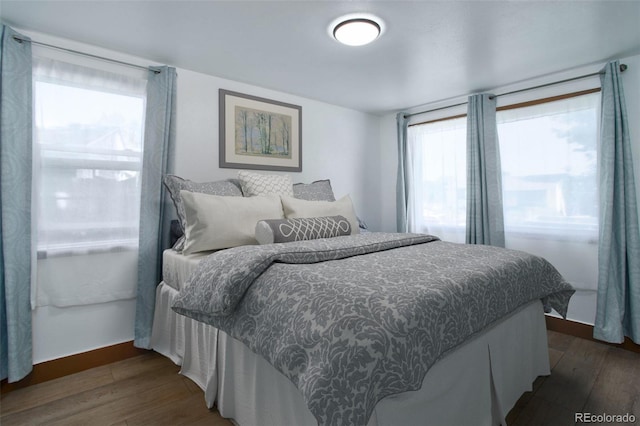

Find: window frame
408;88;601;243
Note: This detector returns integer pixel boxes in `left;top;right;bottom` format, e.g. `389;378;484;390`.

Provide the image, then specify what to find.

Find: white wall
22;29;382;363
171;68;383;229
378;53;640;325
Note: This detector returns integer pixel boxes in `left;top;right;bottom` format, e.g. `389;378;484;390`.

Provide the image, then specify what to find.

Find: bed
150;172;574;426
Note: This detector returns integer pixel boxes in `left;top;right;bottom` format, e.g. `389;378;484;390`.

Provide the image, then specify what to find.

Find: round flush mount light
330;14;384;46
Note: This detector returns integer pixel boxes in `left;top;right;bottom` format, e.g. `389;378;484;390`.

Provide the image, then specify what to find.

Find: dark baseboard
1;341;148;395
545;316;640;354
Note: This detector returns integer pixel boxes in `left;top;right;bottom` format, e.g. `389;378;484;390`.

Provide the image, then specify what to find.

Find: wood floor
507;330;640;426
1;330;638;426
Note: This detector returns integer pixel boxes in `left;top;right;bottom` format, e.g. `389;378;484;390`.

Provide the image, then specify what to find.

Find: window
497;92;600;241
407;116;466;243
32;54;148;307
34;57;147;254
407;91;600;291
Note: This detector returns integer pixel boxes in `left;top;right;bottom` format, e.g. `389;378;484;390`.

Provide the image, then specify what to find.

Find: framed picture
219;89;302;172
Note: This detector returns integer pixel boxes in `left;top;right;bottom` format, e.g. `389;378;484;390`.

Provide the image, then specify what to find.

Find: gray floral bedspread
172;232;574;426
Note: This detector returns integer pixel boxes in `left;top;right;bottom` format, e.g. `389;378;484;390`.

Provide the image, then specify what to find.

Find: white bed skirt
151;282;550;426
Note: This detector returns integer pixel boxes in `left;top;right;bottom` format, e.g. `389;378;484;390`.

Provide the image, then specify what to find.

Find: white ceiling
3;0;640;114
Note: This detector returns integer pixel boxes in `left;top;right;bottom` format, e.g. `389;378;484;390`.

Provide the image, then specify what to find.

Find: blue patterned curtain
594;60;640;344
134;66;177;348
0;25;33;382
396;112;410;232
466;94;505;247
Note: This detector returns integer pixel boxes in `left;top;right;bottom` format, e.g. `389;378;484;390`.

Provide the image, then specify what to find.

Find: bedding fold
172;232;574;426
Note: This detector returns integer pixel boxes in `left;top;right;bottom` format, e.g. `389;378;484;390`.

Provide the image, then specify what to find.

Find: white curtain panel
497;92;600;291
407;116;467;243
32;54;147;307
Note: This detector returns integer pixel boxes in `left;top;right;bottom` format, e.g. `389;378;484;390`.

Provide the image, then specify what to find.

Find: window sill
37;241;138;259
504;226;598;244
416;224;598;244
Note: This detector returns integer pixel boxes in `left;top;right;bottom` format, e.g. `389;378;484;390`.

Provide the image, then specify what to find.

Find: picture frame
219;89;302;172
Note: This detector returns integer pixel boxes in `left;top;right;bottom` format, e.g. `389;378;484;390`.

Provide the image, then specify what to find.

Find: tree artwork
234;106;292;159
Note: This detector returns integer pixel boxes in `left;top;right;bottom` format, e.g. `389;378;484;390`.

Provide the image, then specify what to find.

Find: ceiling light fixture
331;15;383;46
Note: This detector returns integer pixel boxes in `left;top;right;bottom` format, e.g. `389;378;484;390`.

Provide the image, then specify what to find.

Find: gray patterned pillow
164;175;243;250
292;179;336;202
255;216;351;245
237;171;294;197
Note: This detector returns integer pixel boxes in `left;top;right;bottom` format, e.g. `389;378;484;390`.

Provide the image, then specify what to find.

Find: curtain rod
404;63;628;119
11;34;161;74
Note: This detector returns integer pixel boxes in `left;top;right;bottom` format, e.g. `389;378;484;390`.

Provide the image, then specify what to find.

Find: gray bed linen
172;232;574;426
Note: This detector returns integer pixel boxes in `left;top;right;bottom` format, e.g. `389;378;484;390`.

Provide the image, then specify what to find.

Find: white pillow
280;195;360;235
180;191;284;254
237;170;294;197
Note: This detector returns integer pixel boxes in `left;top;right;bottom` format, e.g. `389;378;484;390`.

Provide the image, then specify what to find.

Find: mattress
161;249;213;291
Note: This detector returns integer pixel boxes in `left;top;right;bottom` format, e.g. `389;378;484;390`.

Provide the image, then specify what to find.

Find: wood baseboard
1;341;148;395
545;316;640;354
